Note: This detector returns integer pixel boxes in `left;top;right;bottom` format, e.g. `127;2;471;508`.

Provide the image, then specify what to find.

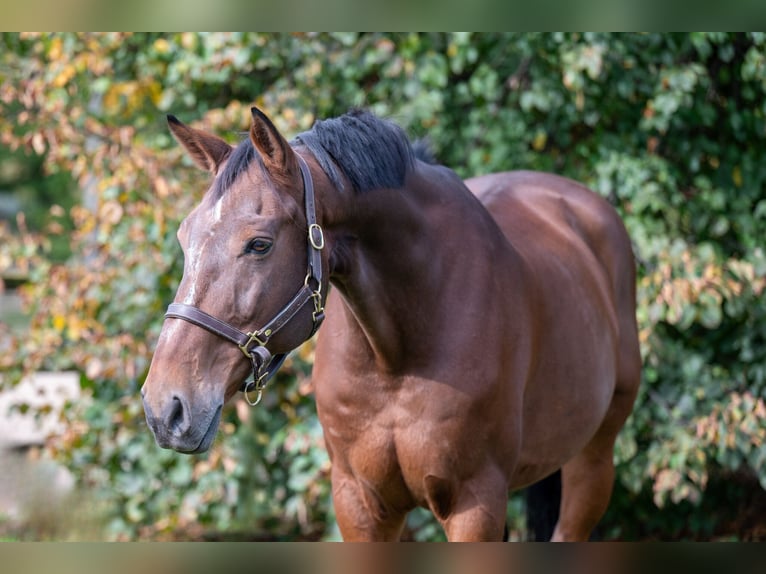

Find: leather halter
164;155;325;405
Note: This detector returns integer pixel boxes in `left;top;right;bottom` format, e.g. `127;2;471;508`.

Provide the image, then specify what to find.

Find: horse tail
525;470;561;541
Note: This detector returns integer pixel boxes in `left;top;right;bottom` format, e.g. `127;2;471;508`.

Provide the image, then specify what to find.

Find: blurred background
0;32;765;541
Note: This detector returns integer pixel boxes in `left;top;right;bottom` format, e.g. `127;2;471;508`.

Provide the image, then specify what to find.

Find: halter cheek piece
164;155;325;406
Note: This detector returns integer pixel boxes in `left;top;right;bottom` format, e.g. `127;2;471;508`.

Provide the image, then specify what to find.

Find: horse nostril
166;394;191;436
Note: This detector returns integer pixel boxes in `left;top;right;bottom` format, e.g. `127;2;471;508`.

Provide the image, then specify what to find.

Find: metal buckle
311;289;324;323
308;223;325;250
238;330;270;358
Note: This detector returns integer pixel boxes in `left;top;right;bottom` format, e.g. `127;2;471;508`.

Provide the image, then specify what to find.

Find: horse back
465;170;635;301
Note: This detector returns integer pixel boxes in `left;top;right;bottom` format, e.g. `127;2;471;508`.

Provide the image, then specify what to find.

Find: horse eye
244;237;273;255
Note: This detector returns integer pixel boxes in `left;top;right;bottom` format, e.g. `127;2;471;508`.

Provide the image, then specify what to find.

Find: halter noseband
164;154;325;406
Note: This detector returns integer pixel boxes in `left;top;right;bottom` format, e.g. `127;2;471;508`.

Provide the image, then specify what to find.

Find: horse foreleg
442;499;507;541
429;468;508;542
331;469;407;541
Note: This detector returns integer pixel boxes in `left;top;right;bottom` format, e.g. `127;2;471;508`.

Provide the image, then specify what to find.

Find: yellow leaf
48;37;63;60
67;315;87;341
52;65;76;88
103;85;121;114
53;314;66;332
150;82;163;106
153;38;170;54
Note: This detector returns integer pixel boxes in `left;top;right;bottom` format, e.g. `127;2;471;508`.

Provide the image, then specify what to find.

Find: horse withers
141;107;641;541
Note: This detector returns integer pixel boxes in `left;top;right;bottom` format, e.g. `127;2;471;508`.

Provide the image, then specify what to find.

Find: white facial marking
212;195;224;224
181;199;223;307
182;239;202;305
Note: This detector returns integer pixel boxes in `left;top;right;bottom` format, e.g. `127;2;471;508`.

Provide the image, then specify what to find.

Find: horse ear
249;107;297;176
167;115;233;174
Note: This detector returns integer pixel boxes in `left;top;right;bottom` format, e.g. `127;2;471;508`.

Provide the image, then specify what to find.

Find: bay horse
141;106;641;541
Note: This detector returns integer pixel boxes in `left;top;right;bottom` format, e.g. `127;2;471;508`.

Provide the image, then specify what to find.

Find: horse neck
321;163;521;373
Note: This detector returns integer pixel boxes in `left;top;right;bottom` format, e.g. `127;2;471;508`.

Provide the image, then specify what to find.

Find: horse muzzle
142;387;223;454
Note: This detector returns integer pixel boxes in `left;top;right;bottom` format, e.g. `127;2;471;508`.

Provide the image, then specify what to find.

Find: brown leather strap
258;284;314;342
166;303;249;348
298;154;323;290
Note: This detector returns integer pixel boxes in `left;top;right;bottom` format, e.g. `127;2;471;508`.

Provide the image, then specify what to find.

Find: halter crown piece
164;155;325;406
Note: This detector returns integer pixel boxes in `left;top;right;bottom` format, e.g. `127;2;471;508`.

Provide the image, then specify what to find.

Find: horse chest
316;373;492;509
321;409;415;512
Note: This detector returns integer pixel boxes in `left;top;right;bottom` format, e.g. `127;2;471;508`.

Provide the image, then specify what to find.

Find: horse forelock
208;138;260;203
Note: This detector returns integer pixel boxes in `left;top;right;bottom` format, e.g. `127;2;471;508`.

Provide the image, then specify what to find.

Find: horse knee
441;486;508;542
444;503;507;541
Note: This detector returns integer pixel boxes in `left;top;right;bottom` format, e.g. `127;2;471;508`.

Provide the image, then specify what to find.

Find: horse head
141;108;326;453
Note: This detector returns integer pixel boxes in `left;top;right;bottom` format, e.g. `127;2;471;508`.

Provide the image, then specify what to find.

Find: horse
141;106;641;541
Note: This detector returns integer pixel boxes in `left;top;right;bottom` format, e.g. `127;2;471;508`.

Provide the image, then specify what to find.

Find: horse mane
411;138;437;165
209;109;418;200
292;109;415;193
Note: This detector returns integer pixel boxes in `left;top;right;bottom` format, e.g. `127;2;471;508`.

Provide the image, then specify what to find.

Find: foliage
0;145;76;262
45;352;330;541
1;32;765;540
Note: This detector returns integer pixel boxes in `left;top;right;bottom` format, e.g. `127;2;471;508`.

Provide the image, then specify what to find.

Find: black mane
209;110;416;200
292;109;415;192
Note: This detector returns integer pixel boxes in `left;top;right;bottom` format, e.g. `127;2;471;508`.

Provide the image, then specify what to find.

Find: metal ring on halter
243;378;266;406
244;346;272;406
